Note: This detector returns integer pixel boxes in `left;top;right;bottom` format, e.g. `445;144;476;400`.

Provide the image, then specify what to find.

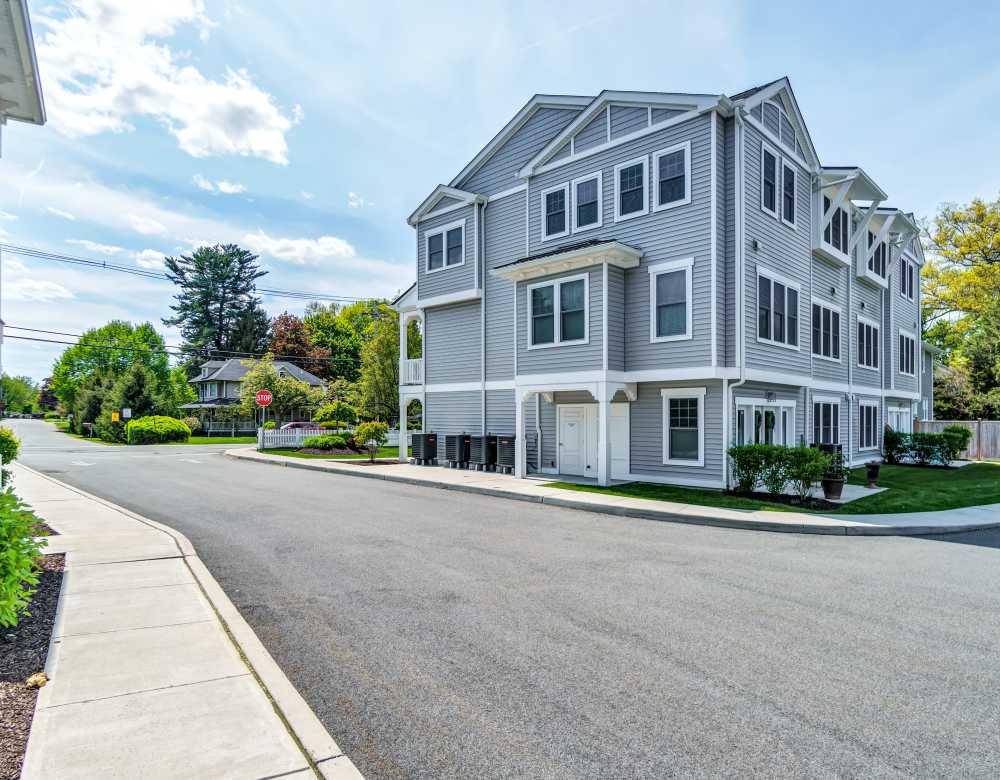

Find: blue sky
2;0;999;381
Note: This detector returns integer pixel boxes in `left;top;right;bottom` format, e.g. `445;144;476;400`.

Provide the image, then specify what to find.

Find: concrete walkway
229;449;1000;536
13;463;362;779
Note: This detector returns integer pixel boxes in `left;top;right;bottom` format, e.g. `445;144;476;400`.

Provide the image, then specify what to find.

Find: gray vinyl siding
516;266;603;375
732;382;808;446
486;389;515;435
743;122;811;376
484;191;524;381
459;106;581;196
810;257;849;385
722;115;735;367
416;205;476;300
524;396;538;469
607;265;626;372
428;195;462;214
629;380;724;482
550;141;570;163
610;105;647;139
852;276;883;390
573;109;607;153
424;391;481;436
424;300;482;384
652;107;684;125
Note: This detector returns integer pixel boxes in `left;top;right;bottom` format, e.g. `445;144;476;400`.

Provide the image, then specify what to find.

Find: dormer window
425;220;465;273
822;195;851;256
867;231;888;279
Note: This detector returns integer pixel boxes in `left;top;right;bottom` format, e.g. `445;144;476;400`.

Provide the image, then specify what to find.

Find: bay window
528;274;589;348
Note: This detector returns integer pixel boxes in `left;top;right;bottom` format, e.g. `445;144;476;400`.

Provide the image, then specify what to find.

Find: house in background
394;77;929;487
181;358;325;434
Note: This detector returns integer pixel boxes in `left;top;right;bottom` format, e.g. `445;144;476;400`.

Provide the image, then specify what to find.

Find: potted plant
821;450;846;501
865;460;881;488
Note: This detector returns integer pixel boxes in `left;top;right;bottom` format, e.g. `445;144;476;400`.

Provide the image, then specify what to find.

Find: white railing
402;358;424;385
257;427;414;450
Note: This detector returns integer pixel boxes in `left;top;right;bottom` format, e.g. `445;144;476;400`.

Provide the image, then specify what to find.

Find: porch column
596;382;611;486
514;389;526;479
398;395;408;462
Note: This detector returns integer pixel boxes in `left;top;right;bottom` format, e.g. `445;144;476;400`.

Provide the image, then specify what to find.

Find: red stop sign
255;389;273;407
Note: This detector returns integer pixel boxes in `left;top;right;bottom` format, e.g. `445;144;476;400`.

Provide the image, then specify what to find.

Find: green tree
1;375;38;414
358;309;399;424
95;363;168;442
163;244;268;361
313;401;357;430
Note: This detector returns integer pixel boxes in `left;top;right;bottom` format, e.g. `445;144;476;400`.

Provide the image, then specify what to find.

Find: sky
2;0;999;382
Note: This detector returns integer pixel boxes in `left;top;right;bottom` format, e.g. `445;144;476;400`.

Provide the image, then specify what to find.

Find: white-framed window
614;155;648;221
762;98;800;155
761;143;779;218
867;231;888;279
571;171;602;233
527;273;589;349
899;329;916;376
822;195;851;257
859;401;879;451
425;219;465;273
652;141;690;211
661;387;705;466
757;268;799;348
811;299;841;361
736;398;796;447
900;257;916;300
857;317;880;370
812;398;840;445
648;257;693;343
781;160;796;228
540;183;570;240
207;382;219;399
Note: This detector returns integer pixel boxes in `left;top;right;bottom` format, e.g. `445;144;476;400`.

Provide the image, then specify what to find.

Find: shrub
0;489;47;628
0;428;20;465
883;427;909;464
941;425;973;460
262;420;276;430
760;446;789;495
355;420;389;462
301;433;347;451
182;416;202;434
313;401;357;431
785;447;831;501
728;444;771;493
43;411;61;421
909;432;950;466
125;415;191;445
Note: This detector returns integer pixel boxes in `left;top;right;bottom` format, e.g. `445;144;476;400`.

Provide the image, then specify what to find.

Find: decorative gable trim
735;78;819;170
407;185;483;226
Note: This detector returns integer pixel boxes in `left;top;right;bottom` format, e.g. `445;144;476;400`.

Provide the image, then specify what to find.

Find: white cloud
134;249;166;269
243;230;355;265
300;191;314;200
34;1;298;164
65;238;124;254
0;210;17;221
192;173;216;192
5;278;74;303
47;206;76;221
192;174;247;195
347;192;370;208
128;214;168;236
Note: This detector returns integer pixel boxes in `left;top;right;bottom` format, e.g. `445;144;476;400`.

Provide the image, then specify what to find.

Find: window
614;156;648;220
899;331;916;376
541;184;569;240
822;195;851;256
781;162;796;227
859;402;879;450
648;257;693;342
528;274;589;348
857;318;880;370
757;270;799;348
868;231;888;278
761;99;799;155
425;220;464;272
812;400;840;445
736;399;796;447
761;146;778;217
653;142;690;210
900;258;915;300
811;300;841;361
572;172;602;232
661;387;705;466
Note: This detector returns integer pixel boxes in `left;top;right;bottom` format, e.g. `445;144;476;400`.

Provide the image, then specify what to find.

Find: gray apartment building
394;77;934;488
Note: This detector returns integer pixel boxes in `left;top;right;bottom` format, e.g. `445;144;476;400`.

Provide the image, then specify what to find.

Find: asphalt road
10;419;1000;778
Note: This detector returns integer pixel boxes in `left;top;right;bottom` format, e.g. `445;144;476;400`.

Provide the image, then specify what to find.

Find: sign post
255;389;273;430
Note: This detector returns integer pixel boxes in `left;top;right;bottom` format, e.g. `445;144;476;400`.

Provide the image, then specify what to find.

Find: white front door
610;403;630;480
558;405;598;477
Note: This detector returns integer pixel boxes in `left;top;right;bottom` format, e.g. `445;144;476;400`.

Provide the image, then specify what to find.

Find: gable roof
192;358;325;386
406;185;483;226
728;78;783;103
0;0;45;126
730;77;819;169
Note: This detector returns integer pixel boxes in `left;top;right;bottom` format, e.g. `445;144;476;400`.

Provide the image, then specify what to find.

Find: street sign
255;389;273;407
122;407;132;419
111;411;120;423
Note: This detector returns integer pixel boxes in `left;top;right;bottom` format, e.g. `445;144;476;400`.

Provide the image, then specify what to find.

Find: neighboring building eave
1;0;45;126
491;240;642;282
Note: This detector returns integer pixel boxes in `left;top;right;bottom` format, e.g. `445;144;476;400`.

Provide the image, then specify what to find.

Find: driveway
9;419;1000;778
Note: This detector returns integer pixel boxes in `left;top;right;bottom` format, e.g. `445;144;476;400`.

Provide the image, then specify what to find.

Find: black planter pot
865;461;881;488
821;477;845;500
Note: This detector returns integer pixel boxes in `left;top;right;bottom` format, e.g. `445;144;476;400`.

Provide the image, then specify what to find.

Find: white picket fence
256;427;413;450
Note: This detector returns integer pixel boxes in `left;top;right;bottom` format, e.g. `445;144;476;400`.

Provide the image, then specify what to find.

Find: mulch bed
724;491;840;511
1;554;65;780
33;522;58;537
340;459;401;466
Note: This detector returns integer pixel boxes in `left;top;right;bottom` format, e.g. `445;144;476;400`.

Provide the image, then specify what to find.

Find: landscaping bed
1;554;64;779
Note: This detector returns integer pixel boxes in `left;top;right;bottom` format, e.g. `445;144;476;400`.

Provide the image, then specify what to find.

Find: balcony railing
402;358;424;385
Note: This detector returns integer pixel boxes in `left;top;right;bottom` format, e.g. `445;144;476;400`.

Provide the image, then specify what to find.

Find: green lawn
170;436;257;445
266;446;404;460
49;420;121;445
545;462;1000;516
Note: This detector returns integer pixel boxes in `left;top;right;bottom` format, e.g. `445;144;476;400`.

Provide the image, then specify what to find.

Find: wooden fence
915;419;1000;460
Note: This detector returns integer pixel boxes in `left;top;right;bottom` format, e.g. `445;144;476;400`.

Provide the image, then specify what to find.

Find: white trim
414;288;481;310
601;263;609;371
526;272;590;350
780;159;797;229
424;218;466;275
648;257;694;343
539;182;571;241
709;113;718;368
651;140;692;211
760;141;780;219
734;395;796;408
490;240;642;282
570;170;603;233
737;79;820;169
613;154;649;222
810;298;842;363
487;184;527;203
661;386;706;467
425;381;485;393
620;472;725;490
756;266;801;350
408;185;480;226
811;393;843;405
744;114;811;173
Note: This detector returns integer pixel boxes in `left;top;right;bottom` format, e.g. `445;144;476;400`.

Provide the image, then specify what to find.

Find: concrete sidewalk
229;449;1000;536
12;464;362;779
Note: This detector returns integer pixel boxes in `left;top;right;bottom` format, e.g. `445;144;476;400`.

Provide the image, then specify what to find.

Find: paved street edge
16;463;363;780
225;449;1000;537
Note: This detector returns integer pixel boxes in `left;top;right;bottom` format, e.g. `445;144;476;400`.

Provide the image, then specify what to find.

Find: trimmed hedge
301;433;349;451
728;444;831;499
0;489;47;627
884;427;969;466
43;411;61;421
125;415;191;445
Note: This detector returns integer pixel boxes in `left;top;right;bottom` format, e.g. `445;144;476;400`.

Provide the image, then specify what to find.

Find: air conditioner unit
411;433;437;465
468;435;497;471
496;434;516;474
444;434;471;468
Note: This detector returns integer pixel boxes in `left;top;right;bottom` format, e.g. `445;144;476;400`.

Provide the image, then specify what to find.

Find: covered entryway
557;405;598;477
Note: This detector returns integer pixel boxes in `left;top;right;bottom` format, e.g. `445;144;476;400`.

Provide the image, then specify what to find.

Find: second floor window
811;301;841;360
900;258;915;300
868;231;888;278
615;156;647;220
899;331;916;376
529;275;588;347
649;258;693;342
823;195;851;256
757;271;799;348
573;173;601;232
857;318;880;370
426;222;464;272
653;142;689;209
542;184;569;240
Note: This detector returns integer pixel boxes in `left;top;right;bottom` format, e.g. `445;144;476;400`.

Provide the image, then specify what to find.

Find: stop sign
255;389;273;407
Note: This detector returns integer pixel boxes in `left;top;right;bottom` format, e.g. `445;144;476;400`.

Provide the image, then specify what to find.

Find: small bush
0;489;47;628
262;420;276;430
728;444;771;493
182;416;202;434
301;433;347;451
43;411;61;421
125;415;191;445
313;401;357;431
785;447;831;501
355;420;389;462
0;428;20;465
941;425;973;460
910;432;950;466
883;427;909;464
760;446;789;495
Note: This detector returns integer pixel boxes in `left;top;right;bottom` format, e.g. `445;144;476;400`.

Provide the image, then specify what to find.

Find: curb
16;463;363;780
226;449;1000;538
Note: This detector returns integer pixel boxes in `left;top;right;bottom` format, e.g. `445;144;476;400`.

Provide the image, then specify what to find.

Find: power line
0;243;371;303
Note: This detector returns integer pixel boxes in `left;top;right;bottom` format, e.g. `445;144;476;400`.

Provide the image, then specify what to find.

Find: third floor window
822;195;851;256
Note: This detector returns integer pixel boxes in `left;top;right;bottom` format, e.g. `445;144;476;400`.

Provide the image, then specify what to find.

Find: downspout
725;106;748;488
535;393;542;473
478;198;487;435
847;216;854;464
